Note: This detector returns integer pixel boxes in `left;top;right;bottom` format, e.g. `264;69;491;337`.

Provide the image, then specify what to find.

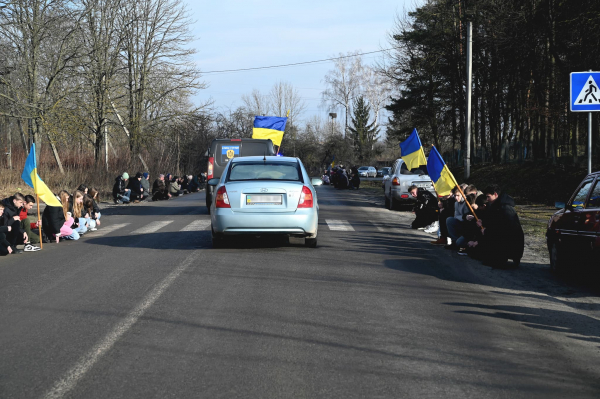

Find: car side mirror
555;201;566;209
311;178;323;186
208;178;220;186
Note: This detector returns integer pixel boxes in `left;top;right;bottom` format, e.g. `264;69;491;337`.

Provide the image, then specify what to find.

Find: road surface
1;187;599;398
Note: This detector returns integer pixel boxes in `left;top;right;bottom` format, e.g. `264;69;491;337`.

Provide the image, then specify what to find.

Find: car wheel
388;192;395;211
549;243;563;273
305;237;317;248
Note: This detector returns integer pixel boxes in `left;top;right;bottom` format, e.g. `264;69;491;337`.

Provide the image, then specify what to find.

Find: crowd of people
409;183;525;269
0;171;207;256
112;172;206;204
322;166;361;190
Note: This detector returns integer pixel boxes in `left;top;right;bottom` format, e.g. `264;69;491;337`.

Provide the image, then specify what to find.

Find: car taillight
207;157;214;179
215;186;230;208
298;186;313;208
392;177;400;186
401;194;409;199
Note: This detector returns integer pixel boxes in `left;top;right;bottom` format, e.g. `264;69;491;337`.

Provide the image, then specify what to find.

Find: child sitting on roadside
0;203;14;255
58;191;79;240
69;190;89;235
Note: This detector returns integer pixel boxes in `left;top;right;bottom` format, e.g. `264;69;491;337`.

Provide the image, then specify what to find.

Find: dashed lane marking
129;221;173;235
325;219;355;231
180;219;211;231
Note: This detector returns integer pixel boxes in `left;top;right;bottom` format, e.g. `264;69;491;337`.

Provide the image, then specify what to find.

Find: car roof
230;156;298;163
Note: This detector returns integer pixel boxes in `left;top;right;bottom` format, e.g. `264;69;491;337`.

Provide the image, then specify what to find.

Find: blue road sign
571;72;600;112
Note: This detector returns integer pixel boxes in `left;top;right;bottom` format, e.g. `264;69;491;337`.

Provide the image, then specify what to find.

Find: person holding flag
427;146;480;250
399;128;427;170
21;143;63;250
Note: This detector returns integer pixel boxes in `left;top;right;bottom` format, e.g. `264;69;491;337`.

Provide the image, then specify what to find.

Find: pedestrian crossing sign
570;72;600;112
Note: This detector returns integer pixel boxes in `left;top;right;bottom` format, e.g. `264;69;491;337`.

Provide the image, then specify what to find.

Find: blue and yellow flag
21;144;62;207
427;146;457;197
331;155;335;168
399;128;427;170
252;116;287;147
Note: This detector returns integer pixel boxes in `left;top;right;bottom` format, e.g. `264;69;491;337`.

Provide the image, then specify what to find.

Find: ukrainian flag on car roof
427;146;457;197
252;116;287;147
21;144;62;207
399;128;427;170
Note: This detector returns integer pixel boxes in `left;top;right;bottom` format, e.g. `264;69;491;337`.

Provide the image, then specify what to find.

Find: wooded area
382;0;600;167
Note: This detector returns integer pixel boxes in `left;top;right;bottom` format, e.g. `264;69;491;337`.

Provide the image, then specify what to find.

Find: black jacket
1;197;24;234
481;193;525;261
128;178;143;198
42;205;66;237
413;189;438;212
112;176;128;198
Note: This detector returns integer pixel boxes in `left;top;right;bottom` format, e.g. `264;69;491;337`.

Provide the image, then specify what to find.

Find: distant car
546;171;600;272
209;156;322;248
383;158;435;210
358;166;377;178
377;167;392;177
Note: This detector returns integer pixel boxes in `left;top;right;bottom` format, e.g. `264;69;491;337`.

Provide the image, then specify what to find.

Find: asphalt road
1;187;599;398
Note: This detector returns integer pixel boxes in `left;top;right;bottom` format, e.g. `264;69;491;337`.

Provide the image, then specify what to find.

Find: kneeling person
409;185;439;229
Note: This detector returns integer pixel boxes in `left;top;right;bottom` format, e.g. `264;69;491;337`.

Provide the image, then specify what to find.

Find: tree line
381;0;600;167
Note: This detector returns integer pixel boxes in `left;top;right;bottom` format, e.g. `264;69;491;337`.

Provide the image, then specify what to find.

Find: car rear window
228;162;301;181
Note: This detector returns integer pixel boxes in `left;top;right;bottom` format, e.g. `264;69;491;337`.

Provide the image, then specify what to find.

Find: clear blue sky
185;0;422;124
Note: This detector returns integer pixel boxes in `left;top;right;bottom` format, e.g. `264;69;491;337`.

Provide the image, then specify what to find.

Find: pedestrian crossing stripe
574;75;600;105
130;220;174;235
87;223;130;237
325;219;355;231
180;220;211;231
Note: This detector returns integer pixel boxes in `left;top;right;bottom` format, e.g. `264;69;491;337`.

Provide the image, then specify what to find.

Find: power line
201;48;396;74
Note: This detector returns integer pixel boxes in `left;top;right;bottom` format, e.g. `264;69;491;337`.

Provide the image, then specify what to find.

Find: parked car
358;166;377;178
383;158;435;210
205;138;275;213
208;156;322;248
377;167;392;177
546;171;600;272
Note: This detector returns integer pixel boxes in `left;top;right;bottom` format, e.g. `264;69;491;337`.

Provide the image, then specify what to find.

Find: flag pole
36;194;42;249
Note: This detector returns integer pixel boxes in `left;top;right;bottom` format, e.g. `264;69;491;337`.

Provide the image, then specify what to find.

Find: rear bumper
211;208;318;237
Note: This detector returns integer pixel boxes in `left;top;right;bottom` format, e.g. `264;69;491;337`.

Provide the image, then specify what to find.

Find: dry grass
0;145;189;202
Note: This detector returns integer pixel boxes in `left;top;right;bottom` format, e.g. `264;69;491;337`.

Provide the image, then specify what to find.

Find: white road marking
42;250;201;399
180;219;211;231
325;219;355;231
85;223;130;237
129;220;173;235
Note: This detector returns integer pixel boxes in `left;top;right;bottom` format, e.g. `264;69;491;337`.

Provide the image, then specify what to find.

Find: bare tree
241;88;271;116
362;66;393;130
321;51;364;139
119;0;203;155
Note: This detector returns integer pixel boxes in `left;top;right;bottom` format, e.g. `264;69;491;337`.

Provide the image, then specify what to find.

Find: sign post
570;71;600;174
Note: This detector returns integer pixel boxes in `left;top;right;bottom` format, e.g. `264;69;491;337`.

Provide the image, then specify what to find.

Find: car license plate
415;183;432;188
246;195;282;205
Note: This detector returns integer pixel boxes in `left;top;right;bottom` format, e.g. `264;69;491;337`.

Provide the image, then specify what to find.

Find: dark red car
546;171;600;272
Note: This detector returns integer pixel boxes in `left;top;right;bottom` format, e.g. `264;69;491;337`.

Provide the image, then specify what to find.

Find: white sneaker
24;244;41;252
424;221;439;233
89;227;98;232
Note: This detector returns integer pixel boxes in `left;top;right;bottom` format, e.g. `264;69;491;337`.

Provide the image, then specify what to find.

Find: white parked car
358;166;377;178
383;158;436;210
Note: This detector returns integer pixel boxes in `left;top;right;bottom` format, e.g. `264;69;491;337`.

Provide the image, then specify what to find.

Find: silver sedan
208;156;321;248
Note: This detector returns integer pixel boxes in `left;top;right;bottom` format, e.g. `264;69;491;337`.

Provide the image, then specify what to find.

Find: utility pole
465;21;473;179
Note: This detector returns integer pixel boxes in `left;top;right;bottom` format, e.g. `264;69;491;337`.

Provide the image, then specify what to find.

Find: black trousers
0;232;10;255
439;208;454;238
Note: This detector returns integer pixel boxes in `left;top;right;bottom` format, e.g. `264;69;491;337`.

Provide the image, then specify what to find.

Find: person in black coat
127;172;144;202
409;185;439;229
113;173;131;203
0;194;28;251
469;184;524;268
349;166;360;190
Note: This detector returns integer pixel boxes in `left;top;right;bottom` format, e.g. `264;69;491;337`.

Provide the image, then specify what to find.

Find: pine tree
348;96;379;161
